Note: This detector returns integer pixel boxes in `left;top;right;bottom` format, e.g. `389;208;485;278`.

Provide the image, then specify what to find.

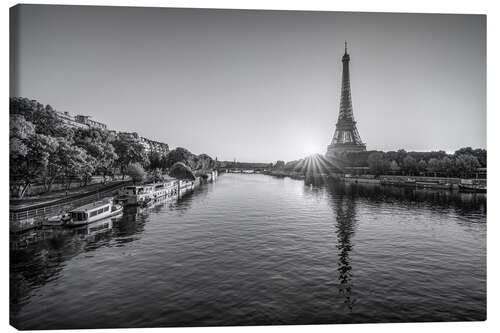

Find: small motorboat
43;213;71;226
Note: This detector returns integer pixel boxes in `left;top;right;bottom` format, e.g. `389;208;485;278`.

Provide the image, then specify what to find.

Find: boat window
103;206;109;212
73;212;86;221
97;208;104;214
89;210;98;217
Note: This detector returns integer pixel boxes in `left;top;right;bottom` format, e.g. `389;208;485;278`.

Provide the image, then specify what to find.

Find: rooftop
71;197;113;212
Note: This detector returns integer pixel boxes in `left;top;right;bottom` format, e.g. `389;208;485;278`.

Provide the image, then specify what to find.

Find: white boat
119;180;178;206
65;197;123;226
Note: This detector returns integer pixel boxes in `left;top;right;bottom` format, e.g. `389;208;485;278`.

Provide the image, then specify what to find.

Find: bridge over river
218;155;346;175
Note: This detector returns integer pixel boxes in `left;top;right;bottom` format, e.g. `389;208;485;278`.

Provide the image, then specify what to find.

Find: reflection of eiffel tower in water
326;42;366;158
332;192;357;310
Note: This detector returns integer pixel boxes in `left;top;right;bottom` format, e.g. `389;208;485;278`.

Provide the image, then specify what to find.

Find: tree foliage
340;147;485;178
169;162;196;180
367;152;390;176
127;163;146;184
73;127;117;180
161;147;216;172
111;133;148;178
274;160;285;169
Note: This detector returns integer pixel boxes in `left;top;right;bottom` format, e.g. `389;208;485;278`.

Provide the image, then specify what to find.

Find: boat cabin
69;198;114;224
122;185;154;196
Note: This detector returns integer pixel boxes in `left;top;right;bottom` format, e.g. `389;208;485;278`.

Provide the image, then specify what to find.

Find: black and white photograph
8;3;488;330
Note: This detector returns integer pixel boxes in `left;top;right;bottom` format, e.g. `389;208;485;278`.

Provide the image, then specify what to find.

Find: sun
302;143;322;157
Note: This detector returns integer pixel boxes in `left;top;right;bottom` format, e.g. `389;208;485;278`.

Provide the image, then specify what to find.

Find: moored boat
415;181;452;190
458;179;487;193
65;197;123;226
458;183;487;193
119;180;178;206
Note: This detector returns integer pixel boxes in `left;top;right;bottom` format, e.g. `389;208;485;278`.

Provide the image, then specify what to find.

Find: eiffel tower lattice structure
326;42;366;158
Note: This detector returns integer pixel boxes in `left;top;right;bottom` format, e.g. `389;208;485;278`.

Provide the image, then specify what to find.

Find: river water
10;173;486;329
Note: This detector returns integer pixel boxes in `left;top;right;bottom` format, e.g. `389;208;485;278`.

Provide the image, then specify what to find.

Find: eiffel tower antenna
326;42;366;158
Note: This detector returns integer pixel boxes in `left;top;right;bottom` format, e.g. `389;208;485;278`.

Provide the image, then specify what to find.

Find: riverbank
343;174;486;192
262;170;305;180
263;169;486;192
10;170;218;233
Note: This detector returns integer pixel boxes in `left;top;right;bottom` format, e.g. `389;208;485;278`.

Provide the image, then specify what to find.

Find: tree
389;160;400;174
127;163;146;184
197;153;217;170
454;154;480;178
417;160;428;175
112;133;148;178
10;97;71;138
472;148;487;167
396;149;407;165
61;144;95;188
10;116;45;198
455;147;486;168
427;158;440;177
149;168;165;183
274;160;285;169
162;147;215;171
10;99;77;196
41;137;94;192
148;151;163;171
402;155;418;176
367;152;390;176
439;156;453;177
10;115;35;159
73;127;117;181
169;162;196;180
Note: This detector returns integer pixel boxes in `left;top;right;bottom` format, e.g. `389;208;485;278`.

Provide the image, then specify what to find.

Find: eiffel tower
326;42;366;158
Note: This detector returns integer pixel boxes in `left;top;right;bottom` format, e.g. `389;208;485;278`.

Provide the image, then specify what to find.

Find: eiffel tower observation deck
326;42;366;158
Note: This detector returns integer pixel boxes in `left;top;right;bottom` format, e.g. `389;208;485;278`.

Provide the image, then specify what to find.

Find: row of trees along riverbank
274;148;486;179
10;97;217;199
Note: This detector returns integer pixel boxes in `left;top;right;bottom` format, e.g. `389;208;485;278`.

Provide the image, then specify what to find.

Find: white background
1;1;498;332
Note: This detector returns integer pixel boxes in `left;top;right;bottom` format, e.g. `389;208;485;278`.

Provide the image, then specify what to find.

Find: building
74;115;107;130
54;111;88;129
55;109;169;155
119;132;169;155
326;42;366;158
55;111;107;130
140;137;169;155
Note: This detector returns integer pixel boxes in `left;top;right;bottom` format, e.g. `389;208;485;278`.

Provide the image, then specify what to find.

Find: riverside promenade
10;180;132;233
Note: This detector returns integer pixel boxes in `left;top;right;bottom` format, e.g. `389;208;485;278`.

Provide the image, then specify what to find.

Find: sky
11;5;486;163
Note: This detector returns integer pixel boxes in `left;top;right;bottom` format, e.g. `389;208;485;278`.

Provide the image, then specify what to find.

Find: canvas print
9;4;486;329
